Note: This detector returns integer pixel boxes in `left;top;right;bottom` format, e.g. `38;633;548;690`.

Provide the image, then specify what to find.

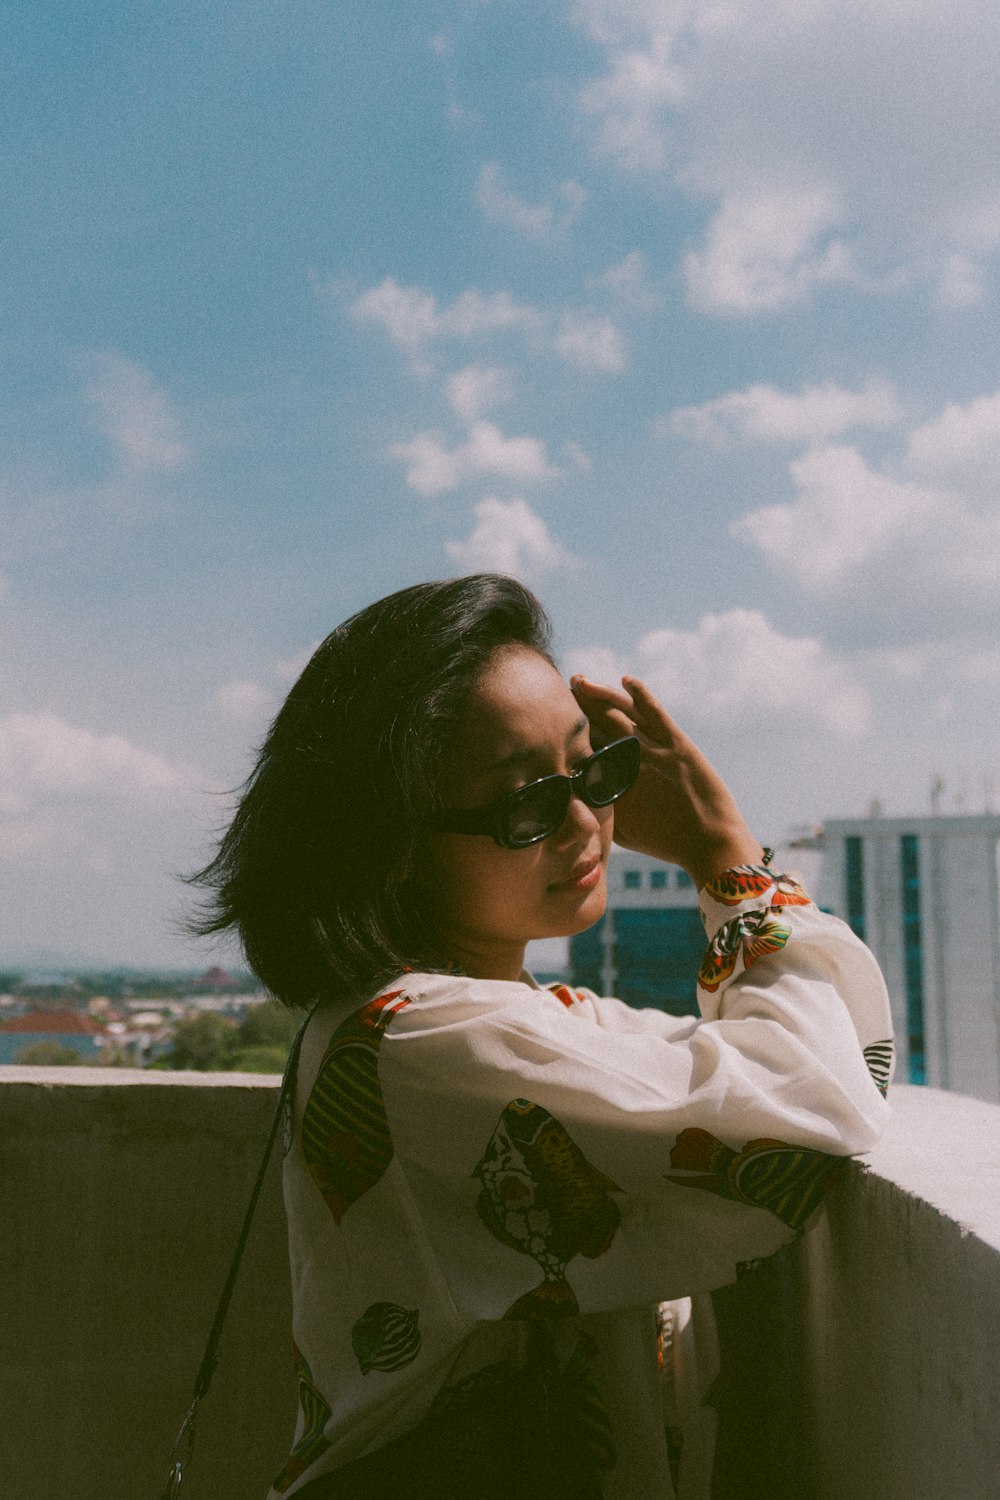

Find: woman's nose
557;792;605;844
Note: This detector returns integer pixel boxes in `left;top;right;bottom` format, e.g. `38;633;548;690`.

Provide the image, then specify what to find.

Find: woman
191;574;893;1500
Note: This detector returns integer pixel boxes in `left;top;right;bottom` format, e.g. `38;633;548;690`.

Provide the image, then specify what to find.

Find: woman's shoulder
380;967;544;1018
308;968;541;1040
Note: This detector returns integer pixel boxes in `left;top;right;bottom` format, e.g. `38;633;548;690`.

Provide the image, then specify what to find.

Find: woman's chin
543;882;607;936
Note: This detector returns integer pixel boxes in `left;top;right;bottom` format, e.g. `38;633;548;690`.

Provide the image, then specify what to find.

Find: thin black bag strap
159;1004;316;1499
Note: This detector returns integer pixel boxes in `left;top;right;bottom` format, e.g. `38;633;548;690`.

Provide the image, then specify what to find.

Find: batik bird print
473;1098;623;1321
666;1127;845;1231
302;990;411;1223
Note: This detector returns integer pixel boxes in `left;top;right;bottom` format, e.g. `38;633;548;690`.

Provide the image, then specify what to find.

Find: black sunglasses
432;735;641;850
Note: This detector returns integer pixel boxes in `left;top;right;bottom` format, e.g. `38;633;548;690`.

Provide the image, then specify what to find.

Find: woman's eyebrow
480;716;590;774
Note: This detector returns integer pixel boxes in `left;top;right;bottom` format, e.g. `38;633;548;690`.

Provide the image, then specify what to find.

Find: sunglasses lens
582;738;640;806
501;779;570;847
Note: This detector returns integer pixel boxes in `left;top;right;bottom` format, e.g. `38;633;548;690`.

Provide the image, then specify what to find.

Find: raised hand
570;673;763;889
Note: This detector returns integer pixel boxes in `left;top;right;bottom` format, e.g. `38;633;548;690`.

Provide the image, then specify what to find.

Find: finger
569;675;635;713
573;693;636;743
620;675;689;745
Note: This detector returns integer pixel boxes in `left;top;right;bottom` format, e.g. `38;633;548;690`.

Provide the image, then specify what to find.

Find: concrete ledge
862;1084;1000;1250
712;1085;1000;1500
1;1072;998;1500
0;1064;283;1086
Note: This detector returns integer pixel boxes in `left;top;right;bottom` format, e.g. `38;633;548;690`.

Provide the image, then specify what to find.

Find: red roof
1;1009;102;1035
193;965;240;988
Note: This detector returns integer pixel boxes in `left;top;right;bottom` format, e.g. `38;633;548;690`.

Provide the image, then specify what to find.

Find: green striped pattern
730;1142;845;1230
667;1127;845;1232
863;1039;894;1096
301;991;410;1224
271;1345;333;1493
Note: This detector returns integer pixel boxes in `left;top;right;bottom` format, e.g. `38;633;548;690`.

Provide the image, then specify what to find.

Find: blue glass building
569;851;704;1015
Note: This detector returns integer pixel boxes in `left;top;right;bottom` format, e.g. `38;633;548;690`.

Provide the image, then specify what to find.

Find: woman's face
417;644;613;980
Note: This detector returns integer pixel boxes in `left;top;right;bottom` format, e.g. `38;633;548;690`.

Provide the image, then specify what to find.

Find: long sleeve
272;861;893;1496
300;862;892;1324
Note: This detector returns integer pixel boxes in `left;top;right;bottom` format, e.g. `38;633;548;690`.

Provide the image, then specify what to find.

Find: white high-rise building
814;814;1000;1104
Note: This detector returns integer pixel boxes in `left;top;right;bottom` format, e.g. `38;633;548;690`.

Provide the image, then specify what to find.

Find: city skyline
3;1;999;965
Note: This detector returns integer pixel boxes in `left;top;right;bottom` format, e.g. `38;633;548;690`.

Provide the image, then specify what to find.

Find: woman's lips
549;858;601;892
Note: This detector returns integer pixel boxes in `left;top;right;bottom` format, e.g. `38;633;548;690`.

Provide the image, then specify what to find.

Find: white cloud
344;276;625;374
572;1;1000;312
637;610;869;736
445;497;583;581
445;364;514;422
936;254;986;309
733;444;940;592
212;679;275;721
476;163;587;239
562;643;629;688
552;311;627;372
391;421;559;497
579;33;686;174
683;186;855;314
734;437;1000;598
274;643;322;684
668;378;903;447
594;250;665;311
865;642;1000;685
905;387;1000;487
0;712;189;816
82;353;190;472
567;610;868;736
562;441;592;471
349;278;544;355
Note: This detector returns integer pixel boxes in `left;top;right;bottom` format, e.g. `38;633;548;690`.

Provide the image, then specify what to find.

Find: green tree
166;1012;238;1070
14;1040;82;1066
229;1044;290;1074
237;1000;299;1054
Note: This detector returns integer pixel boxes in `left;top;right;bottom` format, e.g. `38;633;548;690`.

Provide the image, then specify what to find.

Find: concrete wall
0;1066;295;1500
1;1071;998;1500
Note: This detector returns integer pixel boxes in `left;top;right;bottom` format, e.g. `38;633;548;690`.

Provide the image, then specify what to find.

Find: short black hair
187;574;555;1007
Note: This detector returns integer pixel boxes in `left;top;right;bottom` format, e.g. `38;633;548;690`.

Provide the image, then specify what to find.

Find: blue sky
3;0;999;966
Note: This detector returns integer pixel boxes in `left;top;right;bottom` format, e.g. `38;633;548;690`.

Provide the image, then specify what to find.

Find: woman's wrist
686;834;765;892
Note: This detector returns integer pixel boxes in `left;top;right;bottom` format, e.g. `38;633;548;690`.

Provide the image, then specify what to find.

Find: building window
899;834;926;1085
623;870;641;890
650;869;667;890
844;835;866;941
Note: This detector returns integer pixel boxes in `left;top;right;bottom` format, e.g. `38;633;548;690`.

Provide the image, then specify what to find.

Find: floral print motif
769;873;811;908
547;982;585;1009
704;863;811;910
697;908;791;993
703;865;775;905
